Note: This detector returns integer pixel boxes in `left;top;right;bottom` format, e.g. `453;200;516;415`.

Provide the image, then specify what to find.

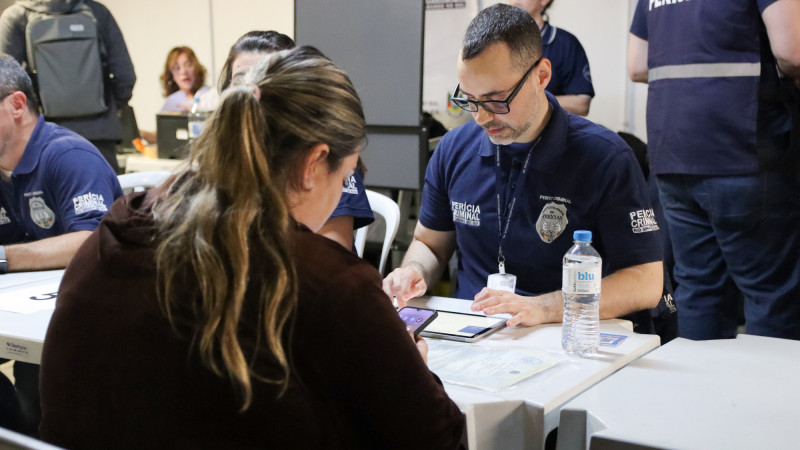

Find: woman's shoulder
293;226;377;271
292;226;384;297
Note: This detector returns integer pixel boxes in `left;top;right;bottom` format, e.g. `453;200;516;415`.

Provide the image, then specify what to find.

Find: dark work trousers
0;366;22;431
657;172;800;340
13;362;40;437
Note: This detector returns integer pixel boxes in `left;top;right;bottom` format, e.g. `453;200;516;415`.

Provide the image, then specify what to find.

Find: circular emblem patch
536;202;568;243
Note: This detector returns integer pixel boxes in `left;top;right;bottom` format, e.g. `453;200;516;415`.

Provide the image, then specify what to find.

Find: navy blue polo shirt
420;92;662;299
630;0;788;176
0;116;122;244
330;168;374;230
541;22;594;98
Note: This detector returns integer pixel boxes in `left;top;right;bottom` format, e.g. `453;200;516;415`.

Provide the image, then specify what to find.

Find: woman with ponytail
38;47;465;449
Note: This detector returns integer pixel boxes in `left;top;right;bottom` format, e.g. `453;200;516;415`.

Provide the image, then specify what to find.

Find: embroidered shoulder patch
342;175;358;195
73;193;109;215
629;208;659;234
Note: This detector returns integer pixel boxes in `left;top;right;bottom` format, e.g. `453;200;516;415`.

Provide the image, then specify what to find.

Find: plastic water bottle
562;230;602;356
187;95;206;141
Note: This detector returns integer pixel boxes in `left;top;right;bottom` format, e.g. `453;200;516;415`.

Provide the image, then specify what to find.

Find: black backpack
24;1;108;119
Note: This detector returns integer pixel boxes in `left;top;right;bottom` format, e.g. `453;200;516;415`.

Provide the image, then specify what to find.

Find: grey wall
296;0;426;190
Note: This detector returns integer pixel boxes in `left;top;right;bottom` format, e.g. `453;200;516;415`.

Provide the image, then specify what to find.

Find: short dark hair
0;55;40;113
462;4;542;71
218;30;296;91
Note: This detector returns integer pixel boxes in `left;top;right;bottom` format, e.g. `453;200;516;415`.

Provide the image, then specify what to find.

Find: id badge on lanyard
487;260;517;293
486;141;537;294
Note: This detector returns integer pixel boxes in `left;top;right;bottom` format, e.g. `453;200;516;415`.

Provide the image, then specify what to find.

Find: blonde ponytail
153;46;365;410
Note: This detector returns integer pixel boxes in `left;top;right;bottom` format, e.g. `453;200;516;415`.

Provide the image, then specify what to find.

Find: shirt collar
540;21;556;46
478;91;568;174
14;115;47;176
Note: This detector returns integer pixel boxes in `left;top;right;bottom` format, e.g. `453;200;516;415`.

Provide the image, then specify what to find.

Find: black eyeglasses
450;57;542;115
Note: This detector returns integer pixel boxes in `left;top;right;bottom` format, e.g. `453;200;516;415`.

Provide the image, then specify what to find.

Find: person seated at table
382;5;665;332
318;156;374;250
139;46;210;143
158;45;210;112
38;46;465;449
198;29;297;107
204;30;374;250
0;55;123;436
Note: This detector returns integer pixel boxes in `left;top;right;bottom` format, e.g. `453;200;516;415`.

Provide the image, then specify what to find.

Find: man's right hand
383;266;428;305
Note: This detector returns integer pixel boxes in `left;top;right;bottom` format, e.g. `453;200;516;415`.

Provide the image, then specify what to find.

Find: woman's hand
408;327;429;364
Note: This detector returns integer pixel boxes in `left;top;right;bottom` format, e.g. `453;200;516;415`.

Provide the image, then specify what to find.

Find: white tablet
420;311;506;343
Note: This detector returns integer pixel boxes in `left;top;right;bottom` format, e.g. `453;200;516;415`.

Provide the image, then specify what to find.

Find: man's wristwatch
0;245;8;274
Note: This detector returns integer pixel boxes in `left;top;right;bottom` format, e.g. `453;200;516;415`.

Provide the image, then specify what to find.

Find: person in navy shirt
383;5;663;328
628;0;800;340
0;57;122;272
203;30;375;251
319;164;375;250
511;0;594;116
0;55;122;436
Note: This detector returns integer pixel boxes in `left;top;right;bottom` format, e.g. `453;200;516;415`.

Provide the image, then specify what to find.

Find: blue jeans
657;173;800;340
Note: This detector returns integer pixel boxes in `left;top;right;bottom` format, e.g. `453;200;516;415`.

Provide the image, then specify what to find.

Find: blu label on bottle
562;266;601;295
487;272;517;293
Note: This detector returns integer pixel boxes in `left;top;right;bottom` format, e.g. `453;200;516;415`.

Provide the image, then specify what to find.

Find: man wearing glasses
384;4;664;329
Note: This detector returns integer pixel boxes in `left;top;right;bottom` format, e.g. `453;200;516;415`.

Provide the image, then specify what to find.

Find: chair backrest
354;190;401;274
0;426;63;449
117;171;172;194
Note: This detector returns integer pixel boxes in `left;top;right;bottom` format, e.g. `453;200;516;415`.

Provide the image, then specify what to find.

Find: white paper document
427;340;559;391
0;282;59;314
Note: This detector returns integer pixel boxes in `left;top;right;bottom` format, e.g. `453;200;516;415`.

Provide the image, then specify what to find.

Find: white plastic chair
117;171;171;194
354;190;401;274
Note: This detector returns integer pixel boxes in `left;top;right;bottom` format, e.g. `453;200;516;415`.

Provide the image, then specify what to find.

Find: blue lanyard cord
494;138;539;263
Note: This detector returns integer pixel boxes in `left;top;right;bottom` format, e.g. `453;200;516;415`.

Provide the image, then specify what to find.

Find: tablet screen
423;311;505;338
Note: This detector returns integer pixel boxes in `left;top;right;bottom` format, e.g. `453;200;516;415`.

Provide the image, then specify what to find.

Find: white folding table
556;335;800;450
0;270;65;364
409;296;660;450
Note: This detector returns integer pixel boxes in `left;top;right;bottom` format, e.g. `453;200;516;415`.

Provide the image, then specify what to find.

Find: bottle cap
573;230;592;242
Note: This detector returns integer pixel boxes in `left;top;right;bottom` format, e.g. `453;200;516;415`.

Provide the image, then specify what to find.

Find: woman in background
158;45;210;112
38;46;464;449
207;30;375;251
140;46;212;143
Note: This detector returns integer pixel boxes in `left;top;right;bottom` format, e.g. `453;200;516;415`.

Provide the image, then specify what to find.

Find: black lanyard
494;139;539;268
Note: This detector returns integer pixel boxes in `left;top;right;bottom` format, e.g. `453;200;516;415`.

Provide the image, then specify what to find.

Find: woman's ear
301;143;330;190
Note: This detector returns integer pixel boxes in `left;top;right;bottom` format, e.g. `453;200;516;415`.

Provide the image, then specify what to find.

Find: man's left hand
471;287;561;327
